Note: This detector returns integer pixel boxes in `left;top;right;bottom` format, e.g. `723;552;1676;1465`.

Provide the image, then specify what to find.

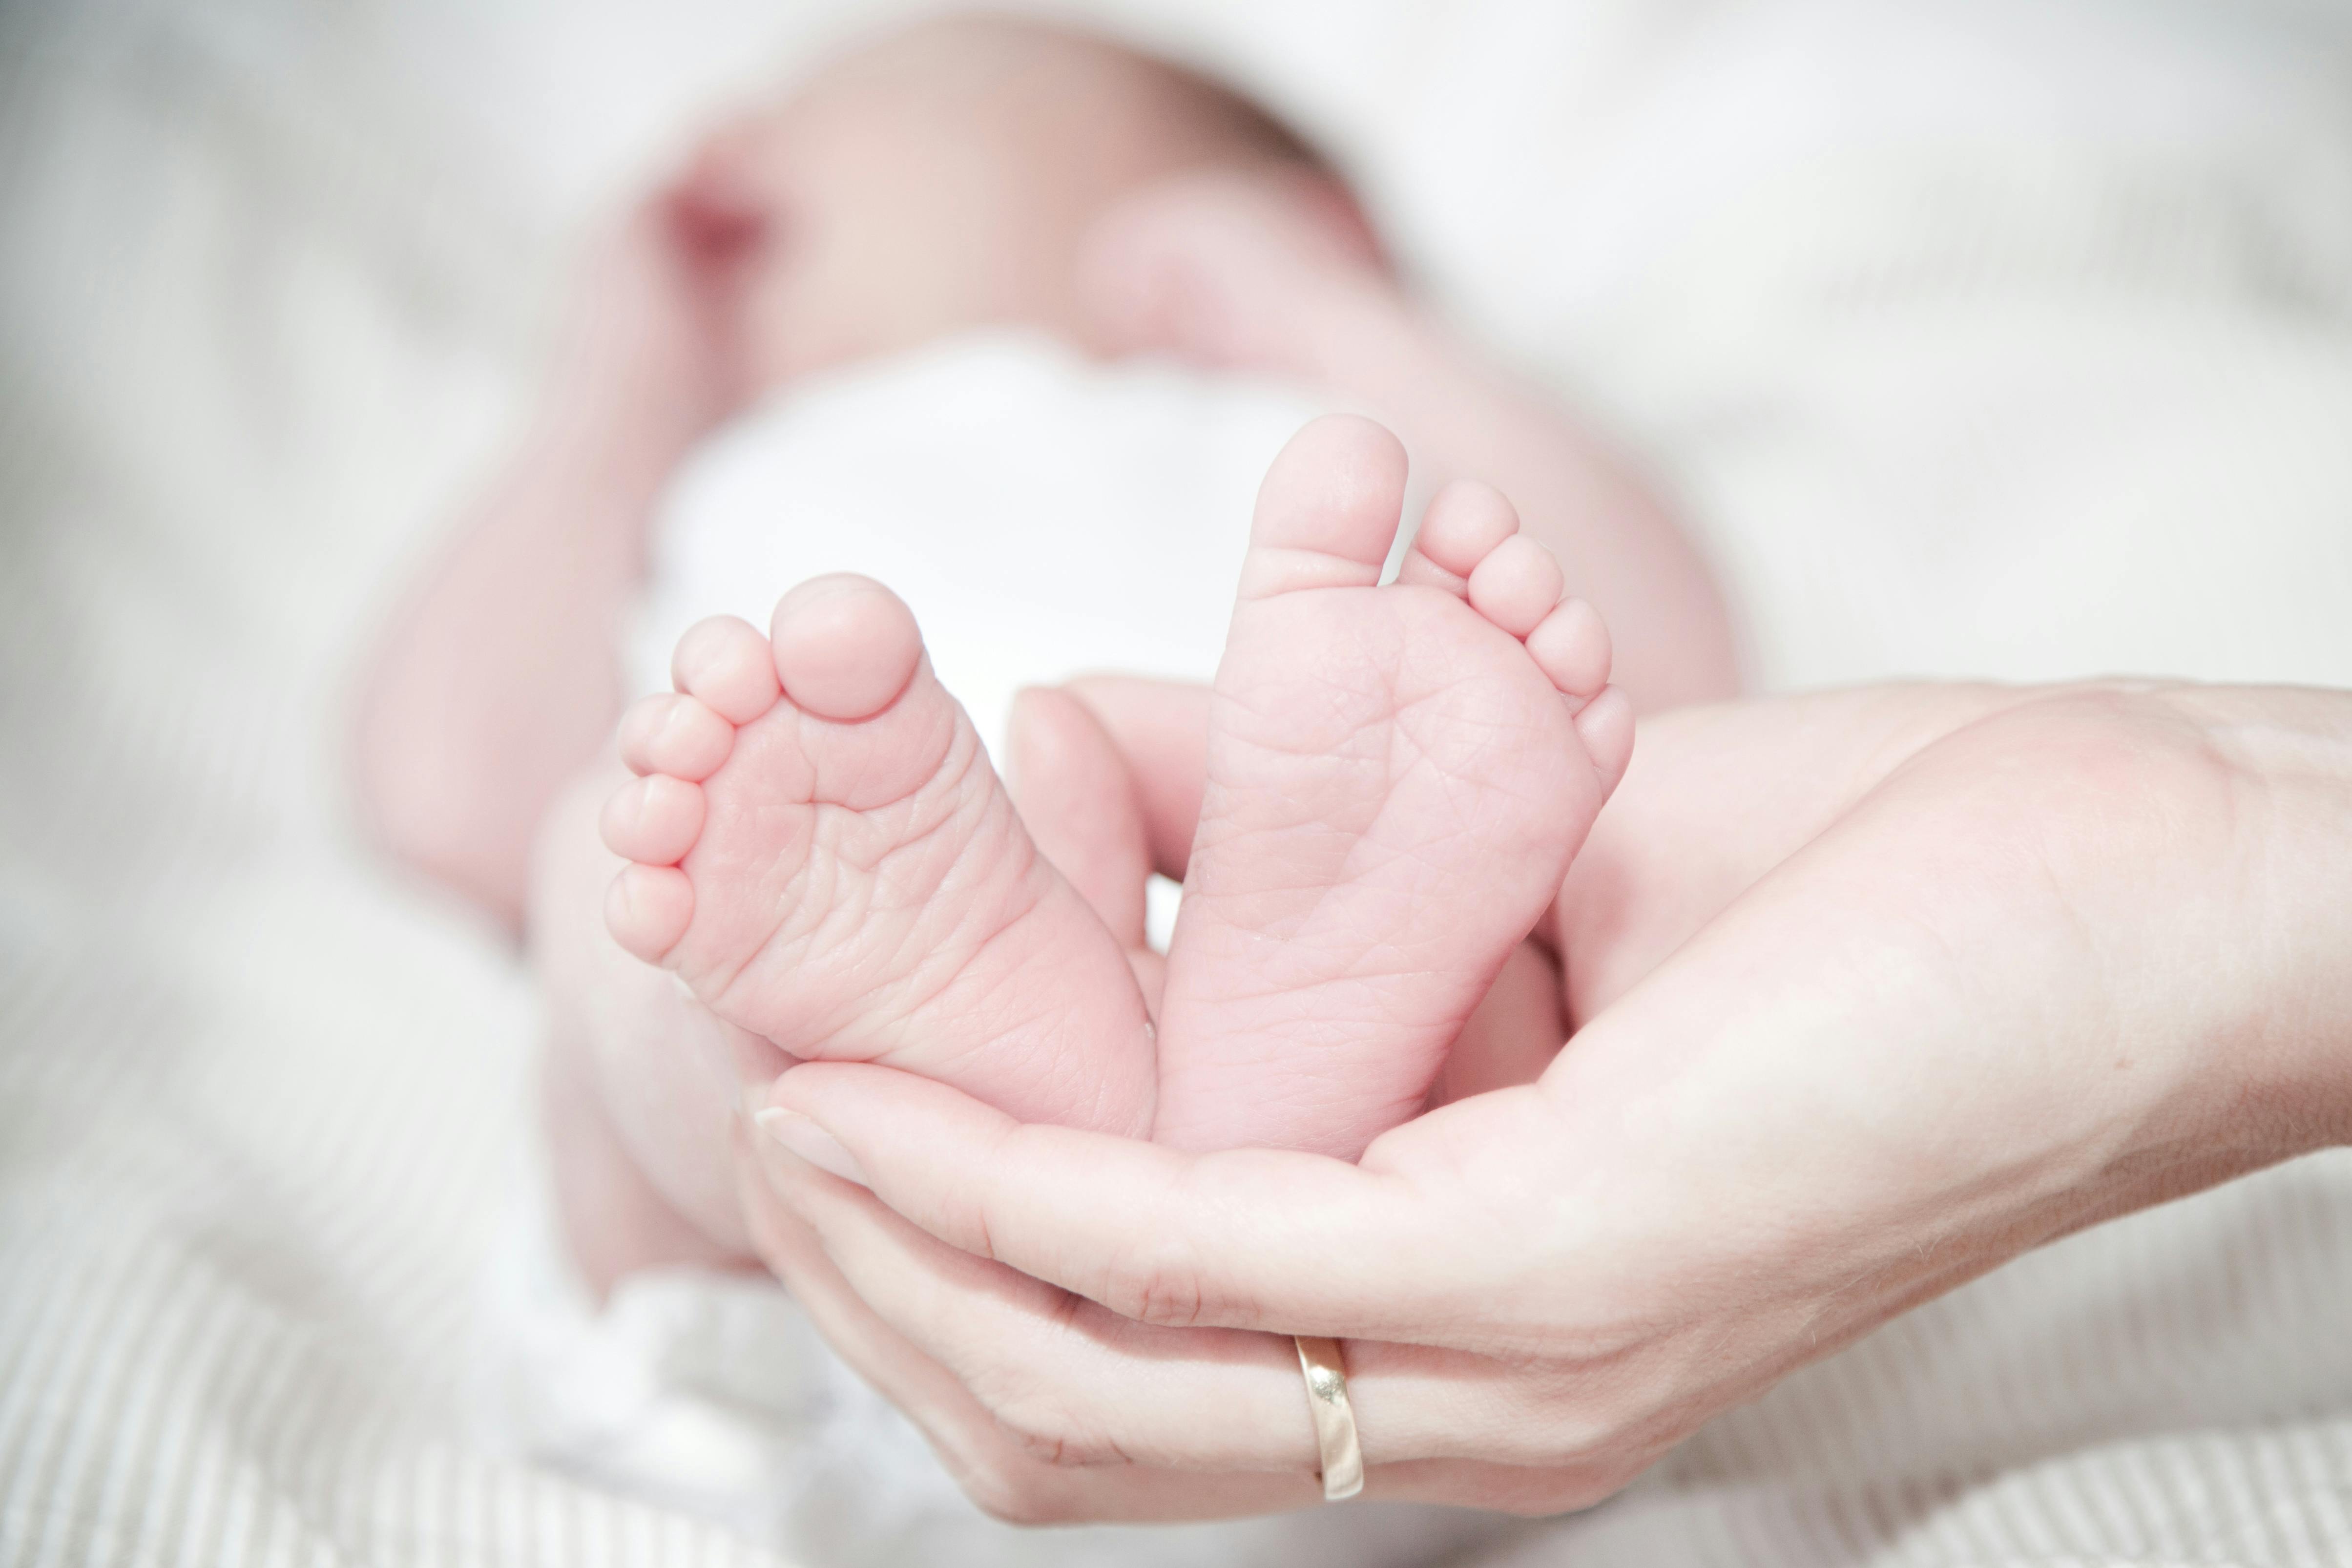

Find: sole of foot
1153;414;1632;1158
599;573;1156;1136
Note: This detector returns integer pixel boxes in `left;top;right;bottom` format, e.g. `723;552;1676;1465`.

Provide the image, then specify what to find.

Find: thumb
1004;687;1151;948
1062;675;1212;882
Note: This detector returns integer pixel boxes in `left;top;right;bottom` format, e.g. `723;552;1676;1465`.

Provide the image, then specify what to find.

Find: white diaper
629;329;1331;751
490;332;1512;1565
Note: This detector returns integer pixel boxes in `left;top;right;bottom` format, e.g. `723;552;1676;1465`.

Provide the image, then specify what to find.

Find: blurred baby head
665;14;1365;387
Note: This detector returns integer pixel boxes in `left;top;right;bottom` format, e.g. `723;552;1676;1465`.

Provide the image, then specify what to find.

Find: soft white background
3;1;2351;1564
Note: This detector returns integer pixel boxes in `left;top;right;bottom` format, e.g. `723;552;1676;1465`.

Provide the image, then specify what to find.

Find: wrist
542;324;729;459
2178;685;2352;1153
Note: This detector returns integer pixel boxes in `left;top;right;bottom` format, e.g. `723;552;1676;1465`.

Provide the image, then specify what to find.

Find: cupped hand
730;679;2352;1521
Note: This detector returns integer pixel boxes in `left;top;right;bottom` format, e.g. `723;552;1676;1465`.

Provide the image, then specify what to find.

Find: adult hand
731;679;2352;1521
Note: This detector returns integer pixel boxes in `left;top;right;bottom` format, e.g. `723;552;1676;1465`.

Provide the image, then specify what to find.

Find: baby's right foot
1153;416;1633;1158
599;575;1155;1135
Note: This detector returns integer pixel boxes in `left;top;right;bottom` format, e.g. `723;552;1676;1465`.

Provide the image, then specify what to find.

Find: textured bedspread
4;1;2351;1564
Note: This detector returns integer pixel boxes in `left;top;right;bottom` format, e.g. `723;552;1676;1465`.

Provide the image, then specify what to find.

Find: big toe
769;574;924;722
1239;415;1410;600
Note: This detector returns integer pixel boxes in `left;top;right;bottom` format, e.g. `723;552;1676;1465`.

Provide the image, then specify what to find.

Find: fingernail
753;1107;866;1187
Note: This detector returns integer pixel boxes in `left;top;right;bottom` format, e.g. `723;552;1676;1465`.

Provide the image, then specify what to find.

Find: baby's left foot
597;577;1157;1136
1152;415;1632;1158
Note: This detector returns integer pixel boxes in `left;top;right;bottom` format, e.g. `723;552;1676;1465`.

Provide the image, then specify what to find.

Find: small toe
599;774;706;866
618;692;734;780
769;574;924;722
1465;534;1565;639
1238;414;1409;600
1573;686;1635;794
1524;598;1613;700
673;616;783;725
605;863;695;963
1405;480;1519;591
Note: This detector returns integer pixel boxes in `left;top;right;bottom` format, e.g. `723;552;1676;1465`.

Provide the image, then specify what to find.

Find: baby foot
1153;416;1632;1158
599;575;1156;1135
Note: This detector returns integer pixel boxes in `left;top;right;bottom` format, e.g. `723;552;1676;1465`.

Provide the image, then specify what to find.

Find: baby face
675;20;1317;389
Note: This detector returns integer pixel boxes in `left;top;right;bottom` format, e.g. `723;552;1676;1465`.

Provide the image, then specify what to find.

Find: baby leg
529;760;771;1292
1082;171;1739;712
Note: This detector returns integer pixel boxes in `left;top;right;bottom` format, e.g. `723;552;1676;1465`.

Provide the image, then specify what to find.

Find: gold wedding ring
1293;1335;1364;1501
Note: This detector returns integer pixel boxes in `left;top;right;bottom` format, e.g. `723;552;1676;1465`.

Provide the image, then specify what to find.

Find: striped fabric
3;1;2349;1565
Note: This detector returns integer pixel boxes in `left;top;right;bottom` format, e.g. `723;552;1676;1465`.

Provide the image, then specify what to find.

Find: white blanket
5;0;2352;1564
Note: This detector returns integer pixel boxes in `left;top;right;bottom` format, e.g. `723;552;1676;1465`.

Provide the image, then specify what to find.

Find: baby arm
353;185;755;926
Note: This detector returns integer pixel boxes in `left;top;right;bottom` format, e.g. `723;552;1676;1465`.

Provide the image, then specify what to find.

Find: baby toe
605;863;695;963
1238;415;1409;599
1573;687;1635;794
672;615;783;725
599;774;707;866
1465;534;1565;639
618;692;734;781
769;574;924;722
1524;598;1613;701
1406;480;1519;590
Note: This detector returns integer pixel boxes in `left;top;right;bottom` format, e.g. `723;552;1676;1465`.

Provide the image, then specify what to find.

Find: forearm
354;376;698;927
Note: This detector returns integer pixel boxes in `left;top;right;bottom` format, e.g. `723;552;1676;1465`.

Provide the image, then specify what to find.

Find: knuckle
1972;688;2240;824
1099;1234;1218;1328
969;1376;1123;1470
957;1462;1067;1527
1003;1419;1117;1470
931;1428;1078;1527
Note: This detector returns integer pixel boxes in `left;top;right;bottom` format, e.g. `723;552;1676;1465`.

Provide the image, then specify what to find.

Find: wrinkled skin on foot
1153;415;1629;1157
732;678;2352;1521
600;573;1158;1136
602;414;1628;1165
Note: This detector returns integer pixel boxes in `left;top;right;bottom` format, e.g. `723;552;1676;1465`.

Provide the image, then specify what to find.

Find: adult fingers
753;1128;1642;1517
750;1124;1320;1475
730;1125;1321;1525
756;1064;1548;1341
757;1126;1674;1473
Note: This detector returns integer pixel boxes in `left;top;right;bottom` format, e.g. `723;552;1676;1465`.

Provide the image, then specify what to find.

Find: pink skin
601;574;1159;1136
353;25;1725;1288
1080;169;1739;716
726;679;2352;1523
351;21;1352;931
1153;415;1628;1156
601;416;1625;1160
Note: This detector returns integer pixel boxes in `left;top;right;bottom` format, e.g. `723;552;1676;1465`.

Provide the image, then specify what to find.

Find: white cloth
478;1085;1497;1568
6;0;2352;1565
627;333;1323;748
